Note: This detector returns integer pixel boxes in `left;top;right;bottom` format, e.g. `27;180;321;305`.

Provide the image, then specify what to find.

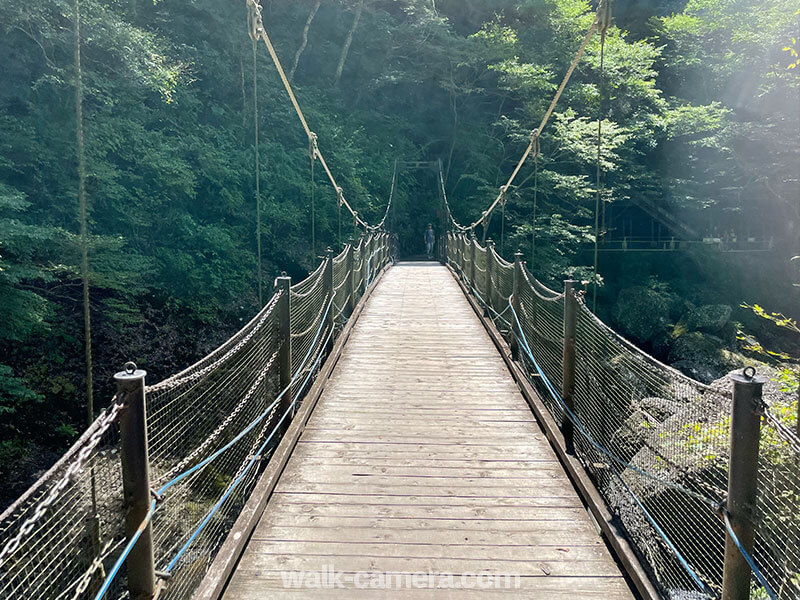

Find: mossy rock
613;286;670;343
685;304;732;333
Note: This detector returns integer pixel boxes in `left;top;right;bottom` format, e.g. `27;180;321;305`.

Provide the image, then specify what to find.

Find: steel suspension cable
310;133;317;258
245;0;390;231
445;1;605;233
73;0;94;429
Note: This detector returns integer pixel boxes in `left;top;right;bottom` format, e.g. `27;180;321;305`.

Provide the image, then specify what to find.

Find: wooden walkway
221;263;635;599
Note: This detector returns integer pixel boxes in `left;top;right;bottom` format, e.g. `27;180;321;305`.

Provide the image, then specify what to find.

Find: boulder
650;331;674;360
685;304;732;333
612;286;669;343
668;332;730;383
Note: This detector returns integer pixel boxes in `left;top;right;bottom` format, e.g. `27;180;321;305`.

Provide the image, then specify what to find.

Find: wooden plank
214;264;636;600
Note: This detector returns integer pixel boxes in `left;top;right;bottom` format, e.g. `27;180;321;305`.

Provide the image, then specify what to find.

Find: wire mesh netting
573;301;732;596
0;406;127;600
755;414;800;599
290;262;331;404
332;246;351;327
518;271;565;425
0;236;392;600
445;231;800;600
145;291;283;600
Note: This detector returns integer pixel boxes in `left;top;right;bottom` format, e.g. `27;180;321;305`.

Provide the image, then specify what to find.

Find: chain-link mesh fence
0;235;392;600
0;406;126;600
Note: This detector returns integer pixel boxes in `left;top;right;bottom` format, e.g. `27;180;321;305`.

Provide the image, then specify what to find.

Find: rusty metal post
722;368;765;600
485;239;495;317
275;274;292;418
115;364;155;600
511;250;524;361
324;247;334;350
562;280;578;454
347;237;356;316
361;233;369;294
469;231;477;292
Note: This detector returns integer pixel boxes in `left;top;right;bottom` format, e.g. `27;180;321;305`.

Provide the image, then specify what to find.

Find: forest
0;0;798;507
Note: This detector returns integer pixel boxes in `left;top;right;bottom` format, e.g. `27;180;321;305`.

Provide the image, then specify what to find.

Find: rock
668;332;730;383
639;397;684;421
610;396;685;461
670;360;722;384
685;304;732;333
651;331;674;360
612;286;670;343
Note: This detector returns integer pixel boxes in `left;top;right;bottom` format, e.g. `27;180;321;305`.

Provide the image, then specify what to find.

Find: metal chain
155;349;280;485
147;291;281;394
0;402;122;565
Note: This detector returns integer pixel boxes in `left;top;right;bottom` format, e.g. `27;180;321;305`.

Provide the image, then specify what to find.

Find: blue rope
507;299;714;596
91;500;156;600
156;296;334;496
468;285;511;327
165;325;334;573
722;510;778;600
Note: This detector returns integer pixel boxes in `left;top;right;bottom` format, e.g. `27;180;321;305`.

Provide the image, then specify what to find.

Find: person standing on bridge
424;224;436;259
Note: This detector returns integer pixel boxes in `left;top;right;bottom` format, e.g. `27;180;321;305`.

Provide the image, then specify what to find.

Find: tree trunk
333;0;365;86
289;0;321;82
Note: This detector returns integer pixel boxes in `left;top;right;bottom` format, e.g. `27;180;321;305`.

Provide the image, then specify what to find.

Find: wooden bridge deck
221;263;634;599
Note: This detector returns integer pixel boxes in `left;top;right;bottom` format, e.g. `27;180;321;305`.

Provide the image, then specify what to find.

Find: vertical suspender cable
251;35;263;307
500;190;506;257
74;0;101;567
73;0;93;429
593;0;610;313
531;133;539;265
248;3;263;306
310;135;317;259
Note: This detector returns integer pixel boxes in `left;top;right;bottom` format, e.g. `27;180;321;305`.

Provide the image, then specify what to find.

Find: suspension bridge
1;1;799;599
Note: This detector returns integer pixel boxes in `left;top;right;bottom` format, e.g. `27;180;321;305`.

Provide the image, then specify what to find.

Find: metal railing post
324;247;334;348
456;233;466;281
511;250;523;361
562;280;578;454
347;236;356;316
469;232;477;292
115;364;156;600
485;239;495;317
275;274;292;418
722;368;766;600
361;234;368;292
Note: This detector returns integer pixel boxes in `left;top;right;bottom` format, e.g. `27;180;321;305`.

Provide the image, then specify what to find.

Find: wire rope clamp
530;128;541;157
308;132;318;160
336;186;344;207
246;0;263;41
499;185;509;206
598;0;613;33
